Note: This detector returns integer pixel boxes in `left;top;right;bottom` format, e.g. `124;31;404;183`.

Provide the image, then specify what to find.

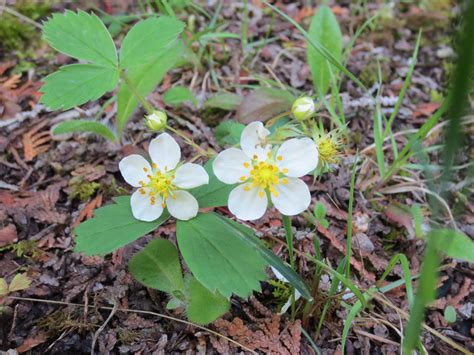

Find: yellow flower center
138;164;176;207
318;138;338;164
240;156;289;198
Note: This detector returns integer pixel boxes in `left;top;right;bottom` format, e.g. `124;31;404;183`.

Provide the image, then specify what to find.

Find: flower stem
120;71;155;114
166;125;210;157
282;214;296;318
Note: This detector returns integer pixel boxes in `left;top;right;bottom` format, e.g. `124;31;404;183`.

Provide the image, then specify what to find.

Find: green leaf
236;88;295;124
320;219;329;229
203;93;242;111
8;274;31;292
40;64;119;110
166;297;184;310
443;305;456;323
75;196;169;255
43;10;117;67
307;5;343;95
429;228;474;262
176;213;267;298
120;16;185;69
116;40;184;133
129;239;184;294
186;276;230;324
218;215;312;300
53;120;116;141
0;278;8;296
190;160;235;208
214;120;245;147
313;202;326;220
163;86;196;106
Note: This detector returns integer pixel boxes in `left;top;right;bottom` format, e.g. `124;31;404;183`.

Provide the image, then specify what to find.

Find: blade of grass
345;154;358;278
384;30;422;137
316;258;347;336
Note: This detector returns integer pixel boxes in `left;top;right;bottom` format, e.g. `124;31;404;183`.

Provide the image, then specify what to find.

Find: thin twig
90;299;118;355
7;296;257;354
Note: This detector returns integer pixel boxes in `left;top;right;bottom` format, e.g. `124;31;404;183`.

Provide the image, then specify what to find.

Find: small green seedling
313;202;329;229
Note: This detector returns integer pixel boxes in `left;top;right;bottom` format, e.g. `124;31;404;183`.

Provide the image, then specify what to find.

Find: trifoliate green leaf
176;213;267;298
129;239;184;294
43;10;117;67
40;64;119;110
74;196;169;256
186;276;230;325
120;16;185;69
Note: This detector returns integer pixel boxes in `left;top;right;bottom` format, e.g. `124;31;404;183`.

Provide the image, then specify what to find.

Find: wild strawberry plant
38;10;347;325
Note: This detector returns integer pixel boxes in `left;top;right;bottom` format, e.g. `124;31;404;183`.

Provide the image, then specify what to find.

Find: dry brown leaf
0;223;17;247
22;120;51;161
16;332;48;353
72;194;103;227
212;300;301;354
0;181;67;224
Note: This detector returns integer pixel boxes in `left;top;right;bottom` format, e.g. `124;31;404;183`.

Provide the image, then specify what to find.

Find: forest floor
0;0;473;354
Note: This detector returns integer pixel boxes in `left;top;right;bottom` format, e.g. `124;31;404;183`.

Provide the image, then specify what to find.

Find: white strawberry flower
119;133;209;222
213;122;319;221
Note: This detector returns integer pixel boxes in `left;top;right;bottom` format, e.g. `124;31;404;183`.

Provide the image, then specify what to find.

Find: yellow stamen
277;155;283;161
240;176;247;181
143;167;148;172
243;162;250;168
259;191;265;199
282;168;289;174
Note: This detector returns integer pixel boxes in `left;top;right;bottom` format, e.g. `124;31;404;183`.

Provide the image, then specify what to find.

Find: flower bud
291;97;315;121
145;111;167;131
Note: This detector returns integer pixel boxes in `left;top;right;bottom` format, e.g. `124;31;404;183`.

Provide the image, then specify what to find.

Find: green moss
69;180;101;202
0;240;42;259
0;0;50;53
268;279;291;303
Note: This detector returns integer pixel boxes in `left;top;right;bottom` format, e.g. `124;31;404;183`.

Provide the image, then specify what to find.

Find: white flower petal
213;148;251;184
148;132;181;172
228;184;267;220
130;189;164;222
271;266;288;282
119;154;152;187
173;163;209;189
166;190;199;221
240;121;272;161
271;178;311;216
276;138;318;177
279;290;302;314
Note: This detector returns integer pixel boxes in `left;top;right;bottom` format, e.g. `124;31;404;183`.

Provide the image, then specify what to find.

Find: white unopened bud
291;97;315;121
145;111;167;131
